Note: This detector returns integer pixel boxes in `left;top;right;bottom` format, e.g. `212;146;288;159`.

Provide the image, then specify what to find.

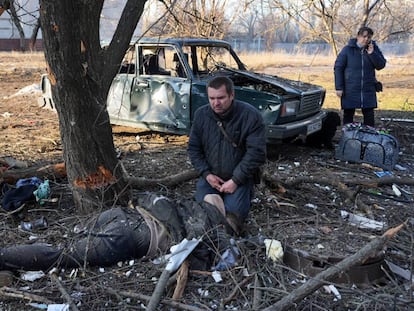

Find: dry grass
0;51;46;73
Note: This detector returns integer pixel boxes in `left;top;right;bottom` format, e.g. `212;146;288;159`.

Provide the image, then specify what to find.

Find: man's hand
336;90;343;97
219;179;238;194
206;174;225;191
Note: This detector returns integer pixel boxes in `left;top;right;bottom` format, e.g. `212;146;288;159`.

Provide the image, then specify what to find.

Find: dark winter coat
187;100;266;185
334;38;386;109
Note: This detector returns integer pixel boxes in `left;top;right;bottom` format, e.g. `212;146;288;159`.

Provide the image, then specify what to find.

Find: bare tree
266;0;413;55
145;0;236;39
39;0;147;211
0;0;10;15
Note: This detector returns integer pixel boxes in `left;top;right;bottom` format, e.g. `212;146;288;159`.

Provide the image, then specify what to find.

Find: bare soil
1;53;414;310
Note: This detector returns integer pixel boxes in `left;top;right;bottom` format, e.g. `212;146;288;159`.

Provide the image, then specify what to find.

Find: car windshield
182;45;241;75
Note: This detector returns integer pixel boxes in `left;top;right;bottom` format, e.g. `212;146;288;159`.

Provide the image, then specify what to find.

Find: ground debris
1;54;414;310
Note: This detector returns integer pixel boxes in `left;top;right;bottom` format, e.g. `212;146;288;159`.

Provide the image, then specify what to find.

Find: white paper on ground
165;238;200;272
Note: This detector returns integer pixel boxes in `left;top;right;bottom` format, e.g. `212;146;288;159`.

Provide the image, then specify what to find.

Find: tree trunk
39;0;146;211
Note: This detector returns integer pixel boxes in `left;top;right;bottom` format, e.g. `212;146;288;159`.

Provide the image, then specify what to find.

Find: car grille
298;92;322;117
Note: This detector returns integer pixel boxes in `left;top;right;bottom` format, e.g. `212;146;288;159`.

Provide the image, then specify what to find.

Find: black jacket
187;100;266;185
334;38;386;109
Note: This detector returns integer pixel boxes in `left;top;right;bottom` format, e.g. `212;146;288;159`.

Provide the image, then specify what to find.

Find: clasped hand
206;174;237;194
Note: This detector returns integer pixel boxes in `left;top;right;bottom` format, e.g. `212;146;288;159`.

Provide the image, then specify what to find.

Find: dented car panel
39;37;327;143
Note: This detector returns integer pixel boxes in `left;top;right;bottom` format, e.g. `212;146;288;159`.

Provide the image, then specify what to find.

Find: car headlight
280;100;299;117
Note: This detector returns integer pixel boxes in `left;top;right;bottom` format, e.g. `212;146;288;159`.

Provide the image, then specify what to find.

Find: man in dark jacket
0;193;238;272
187;76;266;222
334;26;386;127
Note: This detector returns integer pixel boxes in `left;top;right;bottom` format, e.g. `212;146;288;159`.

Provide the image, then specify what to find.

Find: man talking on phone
334;26;387;127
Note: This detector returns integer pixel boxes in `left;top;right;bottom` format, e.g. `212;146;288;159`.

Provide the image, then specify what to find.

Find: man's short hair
357;26;374;36
207;76;234;95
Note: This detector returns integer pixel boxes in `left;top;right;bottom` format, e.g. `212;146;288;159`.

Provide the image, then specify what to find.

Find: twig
105;287;207;311
222;276;252;304
252;273;262;310
50;273;80;311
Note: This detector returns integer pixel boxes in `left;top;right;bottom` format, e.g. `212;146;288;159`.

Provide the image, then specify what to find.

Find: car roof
136;37;232;48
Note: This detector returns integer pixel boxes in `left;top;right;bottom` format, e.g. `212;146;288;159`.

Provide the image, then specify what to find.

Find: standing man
334;26;386;127
188;76;266;222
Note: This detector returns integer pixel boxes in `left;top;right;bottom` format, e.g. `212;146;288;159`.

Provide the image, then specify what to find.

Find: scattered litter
197;288;209;297
211;271;222;283
34;180;51;204
394;164;407;171
125;270;132;277
47;304;69;311
317;244;325;249
27;303;48;310
20;216;48;231
340;210;385;230
374;171;393;178
264;239;283;262
69;269;78;279
1;112;12;118
385;260;414;283
21;270;45;282
99;267;105;273
166;238;200;272
392;184;402;197
16;177;43;188
7;83;41;99
213;245;240;270
323;284;342;300
304;203;318;210
48;268;58;275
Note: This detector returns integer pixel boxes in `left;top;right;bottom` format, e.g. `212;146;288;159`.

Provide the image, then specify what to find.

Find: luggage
335;124;399;170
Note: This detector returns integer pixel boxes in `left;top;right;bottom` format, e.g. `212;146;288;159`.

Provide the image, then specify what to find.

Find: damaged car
39;37;327;143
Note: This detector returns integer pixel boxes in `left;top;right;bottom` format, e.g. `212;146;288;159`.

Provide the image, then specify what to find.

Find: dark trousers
0;208;150;271
194;177;253;221
343;108;375;127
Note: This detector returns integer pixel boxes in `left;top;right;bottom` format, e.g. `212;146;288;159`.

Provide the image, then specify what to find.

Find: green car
40;37;327;143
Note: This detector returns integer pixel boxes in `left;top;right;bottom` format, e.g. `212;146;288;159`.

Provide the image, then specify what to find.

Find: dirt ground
1;53;414;310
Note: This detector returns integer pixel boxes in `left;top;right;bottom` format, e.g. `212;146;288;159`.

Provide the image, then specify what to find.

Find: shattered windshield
183;45;241;74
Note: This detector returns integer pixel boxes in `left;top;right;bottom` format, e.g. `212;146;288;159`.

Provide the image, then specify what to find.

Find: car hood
218;66;324;95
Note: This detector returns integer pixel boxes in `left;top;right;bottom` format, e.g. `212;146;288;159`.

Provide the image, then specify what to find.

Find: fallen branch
262;223;405;311
105;287;205;311
1;162;66;184
126;169;199;188
172;259;189;300
0;286;53;304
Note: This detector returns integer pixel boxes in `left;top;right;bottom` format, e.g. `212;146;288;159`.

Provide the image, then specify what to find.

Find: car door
131;45;191;135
